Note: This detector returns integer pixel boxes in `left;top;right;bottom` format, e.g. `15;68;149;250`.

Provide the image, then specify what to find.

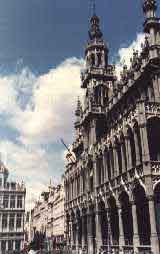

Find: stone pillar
133;129;141;166
121;142;126;173
139;122;150;162
125;135;132;170
70;220;74;247
118;207;125;247
81;211;87;251
95;207;103;252
103;152;108;182
148;198;160;253
131;202;140;251
113;146;118;176
153;76;160;102
76;219;79;252
87;211;94;254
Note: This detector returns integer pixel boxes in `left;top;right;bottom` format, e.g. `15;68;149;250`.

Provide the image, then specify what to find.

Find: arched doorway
147;117;160;161
133;184;151;245
119;191;133;245
108;196;119;245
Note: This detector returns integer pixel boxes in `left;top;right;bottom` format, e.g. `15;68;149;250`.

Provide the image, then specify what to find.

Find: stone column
120;143;124;174
118;207;125;247
113;146;118;177
125;135;132;170
76;219;79;252
133;129;141;166
153;76;160;102
87;210;94;254
139;122;150;162
7;213;10;232
103;152;108;182
131;202;140;252
70;220;74;247
81;211;87;250
95;207;103;252
148;197;160;253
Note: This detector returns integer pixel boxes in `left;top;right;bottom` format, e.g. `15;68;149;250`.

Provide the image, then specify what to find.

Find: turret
85;14;109;71
143;0;160;60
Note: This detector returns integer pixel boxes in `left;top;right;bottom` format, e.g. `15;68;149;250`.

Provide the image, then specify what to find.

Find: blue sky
0;0;148;73
0;0;159;208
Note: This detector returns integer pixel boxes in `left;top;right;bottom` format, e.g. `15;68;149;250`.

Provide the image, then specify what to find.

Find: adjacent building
64;0;160;253
29;179;65;247
0;161;26;253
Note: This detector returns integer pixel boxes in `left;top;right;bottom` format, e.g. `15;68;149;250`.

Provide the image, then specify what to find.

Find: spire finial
92;0;96;16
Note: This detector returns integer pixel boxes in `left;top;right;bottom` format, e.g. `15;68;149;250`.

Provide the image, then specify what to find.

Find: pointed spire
89;14;103;40
88;0;103;40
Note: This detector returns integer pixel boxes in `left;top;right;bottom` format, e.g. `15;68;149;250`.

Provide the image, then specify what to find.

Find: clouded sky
0;0;159;209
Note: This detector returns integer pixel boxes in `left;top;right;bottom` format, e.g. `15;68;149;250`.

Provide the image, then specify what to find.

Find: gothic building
64;0;160;253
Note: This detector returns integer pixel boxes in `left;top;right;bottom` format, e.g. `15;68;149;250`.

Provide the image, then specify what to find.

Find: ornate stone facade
64;1;160;253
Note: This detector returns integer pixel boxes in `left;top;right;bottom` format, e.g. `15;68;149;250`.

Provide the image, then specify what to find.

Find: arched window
119;192;133;245
108;196;119;245
133;184;151;245
97;53;102;66
147;117;160;161
91;53;95;66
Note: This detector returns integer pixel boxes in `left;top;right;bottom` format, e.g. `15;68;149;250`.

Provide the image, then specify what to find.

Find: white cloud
116;33;145;78
8;57;84;145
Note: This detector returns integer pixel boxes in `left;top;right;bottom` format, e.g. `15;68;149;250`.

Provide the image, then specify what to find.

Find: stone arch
119;191;133;245
133;184;151;245
108;195;119;245
147;116;160;161
154;183;160;238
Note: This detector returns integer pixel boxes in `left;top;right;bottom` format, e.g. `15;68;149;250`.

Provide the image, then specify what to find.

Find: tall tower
143;0;160;60
81;8;116;148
